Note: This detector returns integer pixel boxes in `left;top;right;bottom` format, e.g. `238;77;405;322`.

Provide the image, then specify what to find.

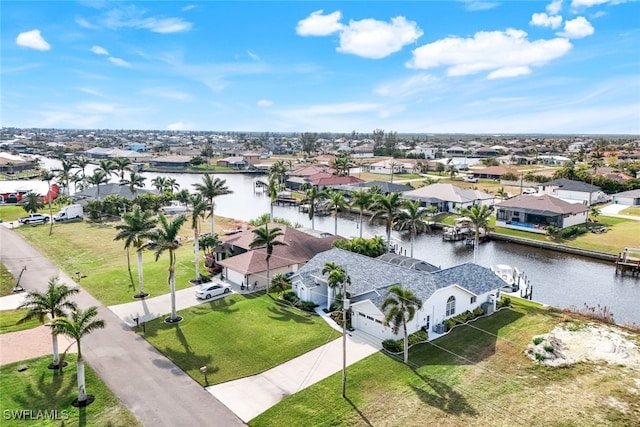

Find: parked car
18;213;50;225
523;188;536;194
195;282;231;300
464;176;478;183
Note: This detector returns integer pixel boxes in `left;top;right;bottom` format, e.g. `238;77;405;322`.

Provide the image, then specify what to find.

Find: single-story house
445;146;467;156
536;178;608;205
402;183;494;213
148;155;192;168
73;183;157;202
216;225;340;288
216;156;247;169
472;166;520;180
365;159;414;175
611;189;640;206
292;248;504;341
495;194;589;233
0;152;37;173
84;147;151;160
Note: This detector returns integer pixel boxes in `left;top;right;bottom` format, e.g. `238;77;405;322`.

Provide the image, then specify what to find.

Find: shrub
282;291;300;305
535;352;547;361
298;301;318;312
501;297;512;308
544;345;555;353
444;318;456;331
533;336;544;345
473;306;484;317
382;339;402;353
559;225;587;239
408;330;428;345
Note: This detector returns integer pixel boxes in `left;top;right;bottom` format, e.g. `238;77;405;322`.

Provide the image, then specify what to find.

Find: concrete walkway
207;331;380;422
0;225;245;427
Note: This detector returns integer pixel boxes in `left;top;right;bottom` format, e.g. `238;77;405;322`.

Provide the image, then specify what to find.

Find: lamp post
200;366;208;386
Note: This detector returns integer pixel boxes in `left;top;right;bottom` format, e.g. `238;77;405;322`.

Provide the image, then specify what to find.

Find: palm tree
113;157;132;181
193;174;233;236
369;192;402;252
249;224;287;294
303;186;328;230
120;171;146;197
496;187;509;200
86;170;108;201
72;156;90;180
166;178;180;193
461;204;492;263
381;285;422;363
266;175;280;222
394;199;431;258
388;160;401;183
327;190;347;236
97;159;116;180
57;159;75;196
447;164;458;179
41;169;56;235
151;176;167;193
21;192;44;214
351;188;374;238
322;262;350;311
331;154;353;176
268;160;287;185
270;273;291;295
189;193;208;283
114;205;157;298
153;213;187;322
17;276;79;368
50;306;105;406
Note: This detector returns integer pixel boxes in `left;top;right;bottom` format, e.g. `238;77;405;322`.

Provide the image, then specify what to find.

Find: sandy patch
0;325;76;366
526;323;640;368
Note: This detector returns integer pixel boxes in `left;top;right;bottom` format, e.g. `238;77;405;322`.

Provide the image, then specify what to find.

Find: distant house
148;155;192;169
402;183;494;213
125;143;148;152
445;146;467;156
73;183;156;203
0;152;37;173
84;147;150;160
536;178;608;205
611;189;640;206
292;248;504;341
216;156;247;169
366;159;413;175
495;194;589;233
406;146;437;159
472;166;520;180
216;225;340;288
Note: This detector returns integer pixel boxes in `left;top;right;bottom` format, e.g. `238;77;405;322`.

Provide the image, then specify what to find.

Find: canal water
36;158;640;325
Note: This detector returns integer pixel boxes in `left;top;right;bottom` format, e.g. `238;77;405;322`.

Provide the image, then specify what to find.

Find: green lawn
0;309;41;334
15;221;205;306
251;299;640;426
620;206;640;216
1;262;18;296
141;294;340;386
0;355;140;427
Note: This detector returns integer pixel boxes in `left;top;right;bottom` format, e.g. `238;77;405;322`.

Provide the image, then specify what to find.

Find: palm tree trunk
359;210;364;238
403;321;409;363
170;268;177;320
334;215;338;236
77;356;87;402
410;232;415;258
270;203;274;223
387;224;392;253
266;260;270;295
474;230;480;263
327;286;332;311
126;248;135;290
210;200;215;235
52;332;60;366
194;229;200;281
136;250;146;296
48;183;53;236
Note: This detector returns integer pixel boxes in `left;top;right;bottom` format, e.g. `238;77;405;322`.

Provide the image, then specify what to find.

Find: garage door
353;311;386;340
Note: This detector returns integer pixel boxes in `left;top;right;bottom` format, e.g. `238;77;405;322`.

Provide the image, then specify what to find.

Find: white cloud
168;121;191;130
257;100;273;107
140;87;191;101
338;17;423;59
296;10;343;36
139;17;192;34
91;45;109;55
374;74;441;98
547;0;564;15
108;57;130;67
570;0;617;7
558;16;595;39
487;66;532;79
462;1;501;11
407;29;572;79
181;5;196;12
16;29;51;51
76;87;107;98
75;17;99;29
77;102;116;113
247;51;260;61
530;13;563;29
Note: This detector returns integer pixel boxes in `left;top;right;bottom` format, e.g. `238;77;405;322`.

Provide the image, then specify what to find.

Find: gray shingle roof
544;178;601;192
295;248;502;309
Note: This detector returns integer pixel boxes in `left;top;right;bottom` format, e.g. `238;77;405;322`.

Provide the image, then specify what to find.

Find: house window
425;315;430;330
446;296;456;317
470;296;476;304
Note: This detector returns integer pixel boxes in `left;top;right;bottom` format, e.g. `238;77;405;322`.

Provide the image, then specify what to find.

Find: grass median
0;354;140;427
251;298;640;426
140;293;341;386
0;309;40;334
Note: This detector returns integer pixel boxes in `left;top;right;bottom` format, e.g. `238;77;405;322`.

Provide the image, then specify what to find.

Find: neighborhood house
292;248;505;342
495;194;590;233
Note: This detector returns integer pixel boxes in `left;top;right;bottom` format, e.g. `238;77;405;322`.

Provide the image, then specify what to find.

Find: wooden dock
615;249;640;277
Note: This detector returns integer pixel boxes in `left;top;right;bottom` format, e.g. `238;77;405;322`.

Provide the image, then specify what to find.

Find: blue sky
2;1;639;134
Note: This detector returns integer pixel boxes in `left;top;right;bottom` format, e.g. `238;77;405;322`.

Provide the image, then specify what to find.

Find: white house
536;178;608;205
292;249;504;342
402;183;495;213
406;145;438;159
366;158;413;175
611;189;640;206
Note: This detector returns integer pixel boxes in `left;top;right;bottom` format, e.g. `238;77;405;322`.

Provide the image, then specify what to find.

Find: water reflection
37;158;639;324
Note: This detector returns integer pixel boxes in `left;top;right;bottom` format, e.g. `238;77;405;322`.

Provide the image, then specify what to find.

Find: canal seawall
488;233;618;262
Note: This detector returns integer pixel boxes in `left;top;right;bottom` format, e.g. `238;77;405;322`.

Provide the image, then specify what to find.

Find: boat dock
615;248;640;277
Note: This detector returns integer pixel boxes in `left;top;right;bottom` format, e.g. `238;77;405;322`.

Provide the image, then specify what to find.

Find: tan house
216;224;340;288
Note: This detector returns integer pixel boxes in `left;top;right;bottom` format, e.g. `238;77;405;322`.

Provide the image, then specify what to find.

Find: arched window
446;296;456;317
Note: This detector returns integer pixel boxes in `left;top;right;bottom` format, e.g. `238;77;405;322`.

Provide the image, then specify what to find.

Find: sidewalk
207;331;380;422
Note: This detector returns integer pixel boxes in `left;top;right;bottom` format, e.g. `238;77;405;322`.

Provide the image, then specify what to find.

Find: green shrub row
282;291;318;313
444;306;485;331
381;330;429;352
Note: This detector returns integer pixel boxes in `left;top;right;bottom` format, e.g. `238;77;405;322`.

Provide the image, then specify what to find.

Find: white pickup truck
18;213;50;225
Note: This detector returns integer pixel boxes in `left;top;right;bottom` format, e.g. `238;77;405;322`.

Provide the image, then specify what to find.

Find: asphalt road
0;225;245;427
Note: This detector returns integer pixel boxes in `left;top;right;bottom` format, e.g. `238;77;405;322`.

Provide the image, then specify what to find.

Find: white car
195;282;231;300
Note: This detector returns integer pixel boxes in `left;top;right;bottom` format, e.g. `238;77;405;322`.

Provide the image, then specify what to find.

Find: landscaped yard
0;355;140;427
141;293;340;386
251;299;640;426
0;309;40;334
15;216;237;306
